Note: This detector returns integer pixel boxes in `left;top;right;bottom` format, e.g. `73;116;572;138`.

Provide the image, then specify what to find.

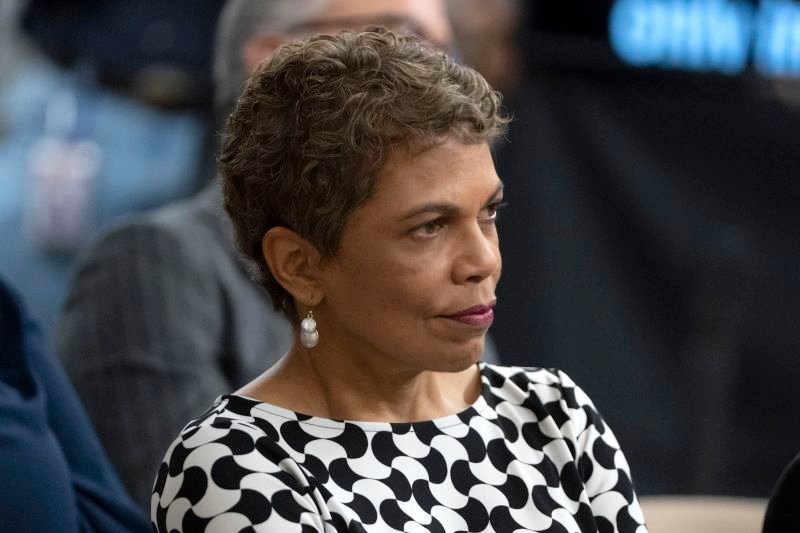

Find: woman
152;28;647;532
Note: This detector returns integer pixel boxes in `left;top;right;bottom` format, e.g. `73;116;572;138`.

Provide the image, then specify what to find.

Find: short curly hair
220;28;509;320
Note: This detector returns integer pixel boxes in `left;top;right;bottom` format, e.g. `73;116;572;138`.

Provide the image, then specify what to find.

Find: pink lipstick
444;303;496;328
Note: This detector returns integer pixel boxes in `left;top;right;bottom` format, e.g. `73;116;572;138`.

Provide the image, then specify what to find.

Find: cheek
370;261;432;308
339;255;440;318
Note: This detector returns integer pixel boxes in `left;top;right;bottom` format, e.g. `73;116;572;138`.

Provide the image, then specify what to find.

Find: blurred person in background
763;451;800;532
0;0;223;337
56;0;496;512
446;0;523;97
0;275;148;532
0;1;26;96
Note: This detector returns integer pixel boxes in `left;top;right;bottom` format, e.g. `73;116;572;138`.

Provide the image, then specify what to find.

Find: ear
243;34;292;73
262;227;324;309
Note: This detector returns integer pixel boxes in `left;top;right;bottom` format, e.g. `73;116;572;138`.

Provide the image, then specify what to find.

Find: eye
412;219;446;239
479;200;507;223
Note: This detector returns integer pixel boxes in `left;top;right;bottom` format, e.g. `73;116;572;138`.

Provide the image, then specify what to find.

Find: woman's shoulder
479;363;606;432
151;396;326;532
153;395;290;484
480;363;587;400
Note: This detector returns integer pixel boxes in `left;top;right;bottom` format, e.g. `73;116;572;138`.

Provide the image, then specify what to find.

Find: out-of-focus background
489;0;800;500
0;0;224;335
1;0;798;505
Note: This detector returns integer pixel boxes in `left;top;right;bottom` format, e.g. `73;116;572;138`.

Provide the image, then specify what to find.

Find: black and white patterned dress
151;364;648;532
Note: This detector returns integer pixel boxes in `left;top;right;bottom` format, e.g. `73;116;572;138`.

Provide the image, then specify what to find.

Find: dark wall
493;53;800;496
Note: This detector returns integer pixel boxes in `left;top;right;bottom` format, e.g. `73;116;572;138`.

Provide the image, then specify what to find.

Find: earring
300;310;319;348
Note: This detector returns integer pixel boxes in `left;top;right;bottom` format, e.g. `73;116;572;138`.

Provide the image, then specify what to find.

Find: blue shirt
0;277;149;532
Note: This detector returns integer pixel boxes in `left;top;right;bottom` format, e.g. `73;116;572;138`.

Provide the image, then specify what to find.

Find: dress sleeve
151;419;330;532
55;220;229;510
550;370;648;533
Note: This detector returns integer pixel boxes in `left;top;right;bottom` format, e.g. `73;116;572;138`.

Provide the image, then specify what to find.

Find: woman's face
316;139;503;373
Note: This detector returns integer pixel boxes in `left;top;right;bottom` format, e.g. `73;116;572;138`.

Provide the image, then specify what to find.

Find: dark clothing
764;453;800;533
0;278;148;532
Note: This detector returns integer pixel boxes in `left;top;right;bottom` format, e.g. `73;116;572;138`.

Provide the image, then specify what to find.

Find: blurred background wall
480;0;800;498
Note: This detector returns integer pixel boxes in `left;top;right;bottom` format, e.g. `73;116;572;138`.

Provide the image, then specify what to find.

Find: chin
432;341;485;373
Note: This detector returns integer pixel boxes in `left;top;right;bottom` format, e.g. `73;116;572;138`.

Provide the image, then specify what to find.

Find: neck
242;339;482;423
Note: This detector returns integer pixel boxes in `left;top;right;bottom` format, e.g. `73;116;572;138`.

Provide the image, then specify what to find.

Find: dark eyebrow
490;182;505;199
399;182;505;222
399;203;460;222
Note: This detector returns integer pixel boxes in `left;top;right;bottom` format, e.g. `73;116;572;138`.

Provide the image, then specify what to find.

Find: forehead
373;141;497;203
322;0;452;47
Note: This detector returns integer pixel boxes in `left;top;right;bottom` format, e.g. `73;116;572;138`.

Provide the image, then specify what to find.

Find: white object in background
639;495;766;533
27;90;101;253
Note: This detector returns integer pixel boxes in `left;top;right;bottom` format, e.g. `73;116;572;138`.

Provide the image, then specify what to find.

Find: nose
452;222;501;285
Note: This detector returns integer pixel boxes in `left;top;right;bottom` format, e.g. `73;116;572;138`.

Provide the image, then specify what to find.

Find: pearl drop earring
300;310;318;348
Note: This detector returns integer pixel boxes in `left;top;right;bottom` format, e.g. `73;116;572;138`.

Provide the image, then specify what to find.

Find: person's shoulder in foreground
763;452;800;532
55;183;292;509
151;362;648;532
0;277;149;532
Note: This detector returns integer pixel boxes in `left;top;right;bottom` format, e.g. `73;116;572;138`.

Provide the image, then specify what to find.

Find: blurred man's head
214;0;452;112
447;0;522;92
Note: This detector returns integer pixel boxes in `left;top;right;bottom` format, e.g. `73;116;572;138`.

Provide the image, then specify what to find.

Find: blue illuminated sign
609;0;800;77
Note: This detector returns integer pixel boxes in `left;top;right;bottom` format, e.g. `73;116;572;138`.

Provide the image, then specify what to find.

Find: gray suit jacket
56;182;293;510
56;181;500;511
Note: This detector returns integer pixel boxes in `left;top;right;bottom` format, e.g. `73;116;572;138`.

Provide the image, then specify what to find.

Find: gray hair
213;0;328;111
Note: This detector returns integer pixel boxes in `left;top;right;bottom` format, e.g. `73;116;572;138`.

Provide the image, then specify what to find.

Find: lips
443;301;496;328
